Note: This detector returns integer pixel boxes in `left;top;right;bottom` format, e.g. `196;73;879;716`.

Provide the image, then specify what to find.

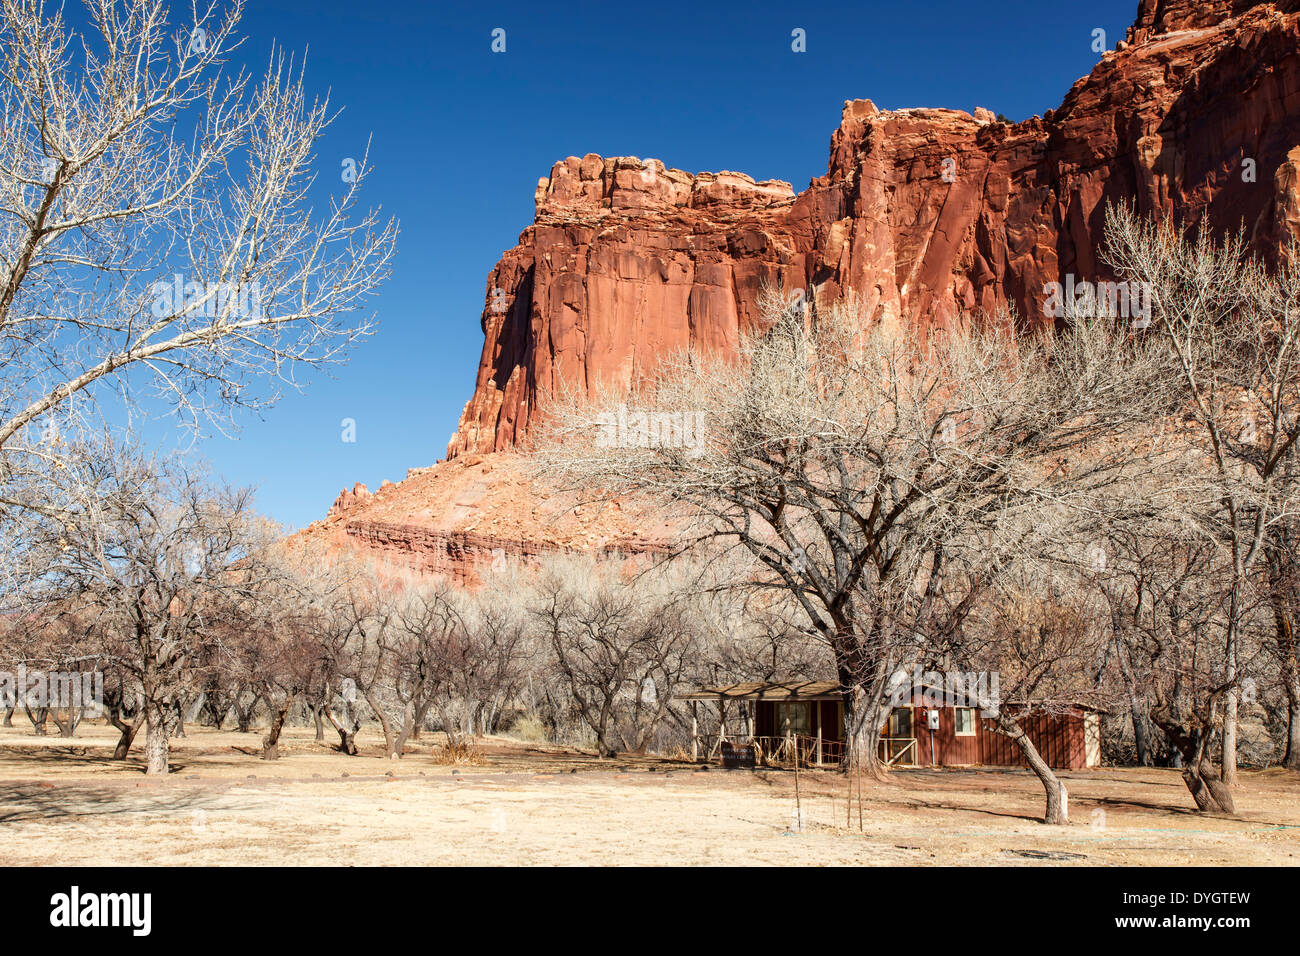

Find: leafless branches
0;0;396;485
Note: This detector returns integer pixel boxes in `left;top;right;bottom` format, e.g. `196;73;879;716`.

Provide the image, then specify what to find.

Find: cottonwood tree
0;611;101;737
311;596;366;756
1096;520;1272;812
1103;204;1300;783
529;556;695;757
0;0;395;496
537;290;1173;776
330;571;466;760
941;566;1113;824
392;580;465;752
425;579;531;746
224;551;330;759
18;439;274;773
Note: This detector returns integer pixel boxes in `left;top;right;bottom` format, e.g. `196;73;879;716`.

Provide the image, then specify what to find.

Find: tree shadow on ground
0;781;223;823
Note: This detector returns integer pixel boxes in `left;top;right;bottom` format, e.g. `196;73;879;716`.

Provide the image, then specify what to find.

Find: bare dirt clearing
0;724;1295;865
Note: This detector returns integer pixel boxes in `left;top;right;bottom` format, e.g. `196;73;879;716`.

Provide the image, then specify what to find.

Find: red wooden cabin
678;681;1101;770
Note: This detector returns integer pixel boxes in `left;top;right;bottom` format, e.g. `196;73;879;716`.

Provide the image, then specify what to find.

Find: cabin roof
676;680;842;701
677;680;1107;712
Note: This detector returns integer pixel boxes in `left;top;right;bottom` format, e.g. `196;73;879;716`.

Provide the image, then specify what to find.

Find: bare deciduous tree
530;556;695;758
0;0;395;500
537;290;1172;783
1103;204;1300;783
16;439;274;774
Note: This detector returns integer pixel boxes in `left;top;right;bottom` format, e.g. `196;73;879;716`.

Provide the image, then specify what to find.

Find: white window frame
954;707;977;736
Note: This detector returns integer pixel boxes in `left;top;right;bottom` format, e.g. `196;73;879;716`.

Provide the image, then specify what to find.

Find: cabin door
883;707;917;765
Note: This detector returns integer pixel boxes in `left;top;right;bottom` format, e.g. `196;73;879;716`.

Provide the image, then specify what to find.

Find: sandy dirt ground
0;721;1295;866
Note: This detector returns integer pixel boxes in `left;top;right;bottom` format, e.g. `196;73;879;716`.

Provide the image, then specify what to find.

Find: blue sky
141;0;1141;529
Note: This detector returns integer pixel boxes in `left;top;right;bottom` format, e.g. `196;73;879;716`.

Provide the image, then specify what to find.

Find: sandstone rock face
327;482;372;519
313;0;1300;582
307;453;673;584
447;0;1300;460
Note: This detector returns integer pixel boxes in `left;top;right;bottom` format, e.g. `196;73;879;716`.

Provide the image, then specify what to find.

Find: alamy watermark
0;666;103;715
596;406;706;455
888;666;1001;715
1043;274;1151;328
150;274;263;320
49;886;150;936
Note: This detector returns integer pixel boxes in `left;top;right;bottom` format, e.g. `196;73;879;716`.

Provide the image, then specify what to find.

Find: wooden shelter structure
677;681;1101;770
676;681;844;766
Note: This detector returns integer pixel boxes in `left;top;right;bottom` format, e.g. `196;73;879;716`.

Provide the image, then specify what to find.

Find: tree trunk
391;700;433;759
106;697;141;759
1185;757;1236;813
996;713;1069;824
1221;590;1240;786
437;704;466;751
234;696;256;733
337;727;358;755
325;707;359;755
50;707;80;738
312;703;325;742
1130;697;1152;766
1150;705;1235;813
202;691;229;730
1222;687;1238;786
1267;546;1300;770
368;702;398;758
3;706;13;727
841;686;888;780
112;716;140;759
1284;693;1300;771
172;700;186;738
1109;623;1151;766
1276;608;1300;769
143;699;170;775
262;700;291;759
24;705;47;735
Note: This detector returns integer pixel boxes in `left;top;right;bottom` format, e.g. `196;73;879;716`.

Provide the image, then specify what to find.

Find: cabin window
776;702;811;736
954;707;976;736
886;707;913;738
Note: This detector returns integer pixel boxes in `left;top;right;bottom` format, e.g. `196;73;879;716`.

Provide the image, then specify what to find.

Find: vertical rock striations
447;0;1300;459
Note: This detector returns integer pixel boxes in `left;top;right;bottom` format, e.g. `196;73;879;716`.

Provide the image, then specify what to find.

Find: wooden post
846;747;852;828
711;699;727;759
857;753;864;831
793;731;802;832
816;704;824;766
691;701;698;762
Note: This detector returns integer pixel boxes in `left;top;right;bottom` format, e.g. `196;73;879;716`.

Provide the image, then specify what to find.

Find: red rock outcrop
305;453;675;584
327;482;373;519
447;0;1300;459
311;0;1300;581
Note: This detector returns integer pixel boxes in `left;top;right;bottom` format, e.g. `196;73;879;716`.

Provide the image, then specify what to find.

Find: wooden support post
691;701;698;762
816;704;824;766
793;732;802;831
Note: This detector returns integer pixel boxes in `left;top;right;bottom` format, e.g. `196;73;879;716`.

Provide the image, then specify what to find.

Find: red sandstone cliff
447;0;1300;459
307;453;675;582
311;0;1300;579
